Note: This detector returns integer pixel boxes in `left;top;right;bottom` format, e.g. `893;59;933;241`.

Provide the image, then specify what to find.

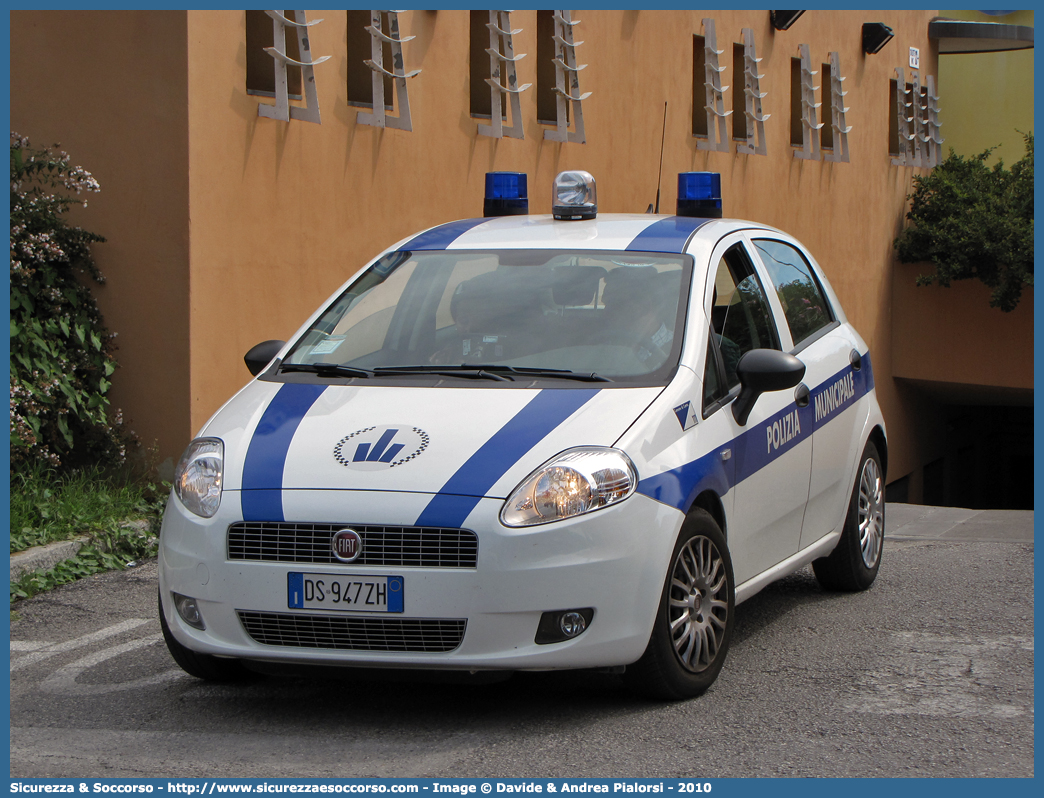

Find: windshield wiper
477;366;613;383
371;365;511;382
372;364;611;383
280;363;373;379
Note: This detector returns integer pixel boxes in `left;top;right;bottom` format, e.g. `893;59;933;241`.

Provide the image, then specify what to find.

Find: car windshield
281;249;693;385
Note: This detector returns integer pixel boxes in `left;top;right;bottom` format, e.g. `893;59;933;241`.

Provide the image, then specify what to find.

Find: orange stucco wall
10;11;192;468
892;269;1034;391
14;9;962;486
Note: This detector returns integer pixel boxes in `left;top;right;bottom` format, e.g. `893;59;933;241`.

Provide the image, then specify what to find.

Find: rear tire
813;441;885;592
624;509;734;700
159;592;253;682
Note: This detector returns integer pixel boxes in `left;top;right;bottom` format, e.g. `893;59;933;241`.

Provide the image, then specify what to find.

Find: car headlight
174;438;224;518
501;447;637;527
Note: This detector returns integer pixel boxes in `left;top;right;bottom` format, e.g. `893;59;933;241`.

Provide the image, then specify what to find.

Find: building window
732;43;748;141
537;10;561;125
246;10;302;99
543;10;589;144
820;62;833;151
692;34;708;137
694;18;729;152
469;11;497;118
888;79;901;156
822;52;851;163
354;11;421;131
251;10;330;124
474;11;530;138
735;28;768;156
347;9;391;109
790;57;803;147
792;44;822;161
891;69;941;167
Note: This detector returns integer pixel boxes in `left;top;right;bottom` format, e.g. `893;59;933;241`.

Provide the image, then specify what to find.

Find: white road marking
10;640;53;652
39;633;183;695
10;618;153;673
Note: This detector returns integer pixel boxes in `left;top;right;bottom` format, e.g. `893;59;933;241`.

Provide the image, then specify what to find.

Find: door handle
794;383;810;408
850;349;862;371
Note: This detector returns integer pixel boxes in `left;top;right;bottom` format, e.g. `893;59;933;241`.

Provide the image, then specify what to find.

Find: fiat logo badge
332;529;363;563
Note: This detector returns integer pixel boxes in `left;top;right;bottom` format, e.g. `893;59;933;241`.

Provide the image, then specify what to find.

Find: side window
710;244;780;389
753;239;834;347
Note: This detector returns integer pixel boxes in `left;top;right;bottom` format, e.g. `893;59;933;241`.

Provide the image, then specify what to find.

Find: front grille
227;523;478;568
237;611;466;653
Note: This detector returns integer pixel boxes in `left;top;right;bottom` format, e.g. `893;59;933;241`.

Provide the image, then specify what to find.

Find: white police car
159;170;886;699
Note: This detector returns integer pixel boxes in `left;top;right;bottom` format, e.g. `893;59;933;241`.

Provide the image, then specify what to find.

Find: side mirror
244;340;286;377
731;349;805;426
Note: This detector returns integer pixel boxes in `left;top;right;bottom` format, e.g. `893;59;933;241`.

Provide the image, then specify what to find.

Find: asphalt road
9;505;1034;779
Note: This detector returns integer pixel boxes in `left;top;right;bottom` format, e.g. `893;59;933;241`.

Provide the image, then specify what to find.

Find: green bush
894;132;1034;312
10;133;133;470
10;462;167;553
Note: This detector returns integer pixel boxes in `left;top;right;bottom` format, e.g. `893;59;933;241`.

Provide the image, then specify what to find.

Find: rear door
750;236;868;550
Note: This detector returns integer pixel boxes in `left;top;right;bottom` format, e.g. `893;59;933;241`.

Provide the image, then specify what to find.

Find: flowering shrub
10;133;132;471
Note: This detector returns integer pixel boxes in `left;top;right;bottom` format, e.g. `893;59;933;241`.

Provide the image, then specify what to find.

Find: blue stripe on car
415;389;601;528
626;216;710;254
401;218;489;251
636;354;873;512
241;383;326;522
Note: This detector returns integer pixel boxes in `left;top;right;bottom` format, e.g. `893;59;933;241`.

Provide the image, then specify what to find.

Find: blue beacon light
676;172;723;218
483;172;529;217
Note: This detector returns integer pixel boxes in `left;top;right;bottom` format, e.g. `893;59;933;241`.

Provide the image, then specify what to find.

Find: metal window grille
924;75;944;168
793;44;822;161
892;68;914;167
356;11;421;131
696;18;731;153
257;10;330;124
910;71;929;167
822;52;851;163
736;28;769;156
544;10;590;144
479;11;531;139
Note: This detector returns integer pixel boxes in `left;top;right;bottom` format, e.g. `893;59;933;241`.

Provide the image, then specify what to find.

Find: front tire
624;509;734;700
813;440;885;591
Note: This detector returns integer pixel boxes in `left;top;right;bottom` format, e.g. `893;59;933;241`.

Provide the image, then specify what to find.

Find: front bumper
158;489;683;671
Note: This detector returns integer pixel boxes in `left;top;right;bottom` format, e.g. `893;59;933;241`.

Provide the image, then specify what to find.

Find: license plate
287;572;404;613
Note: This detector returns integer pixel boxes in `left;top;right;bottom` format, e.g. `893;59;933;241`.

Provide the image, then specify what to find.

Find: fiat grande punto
159;171;887;698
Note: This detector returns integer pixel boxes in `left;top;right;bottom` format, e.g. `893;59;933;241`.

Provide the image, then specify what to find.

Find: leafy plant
10;133;133;471
10;462;168;553
10;521;160;604
894;132;1034;312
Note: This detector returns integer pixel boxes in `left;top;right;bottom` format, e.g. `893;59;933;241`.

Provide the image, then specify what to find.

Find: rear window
753;239;834;347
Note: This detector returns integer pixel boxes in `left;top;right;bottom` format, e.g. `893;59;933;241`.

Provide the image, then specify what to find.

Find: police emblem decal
673;401;698;431
333;426;429;469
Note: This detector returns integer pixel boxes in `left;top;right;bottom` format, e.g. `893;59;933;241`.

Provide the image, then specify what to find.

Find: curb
9;519;153;583
10;537;90;581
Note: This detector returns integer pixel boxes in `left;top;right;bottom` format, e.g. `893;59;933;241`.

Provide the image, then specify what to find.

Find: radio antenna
653;101;668;214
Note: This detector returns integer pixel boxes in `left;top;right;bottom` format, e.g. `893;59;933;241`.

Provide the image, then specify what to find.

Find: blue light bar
677;172;723;219
484;172;529;217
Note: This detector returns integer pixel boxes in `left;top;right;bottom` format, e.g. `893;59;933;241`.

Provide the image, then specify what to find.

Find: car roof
395;214;784;256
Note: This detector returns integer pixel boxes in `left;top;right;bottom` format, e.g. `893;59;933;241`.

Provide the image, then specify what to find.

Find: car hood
212;381;662;504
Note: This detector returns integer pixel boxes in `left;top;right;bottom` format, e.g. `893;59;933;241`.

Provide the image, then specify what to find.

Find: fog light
173;592;206;631
535;608;594;644
560;611;587;637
